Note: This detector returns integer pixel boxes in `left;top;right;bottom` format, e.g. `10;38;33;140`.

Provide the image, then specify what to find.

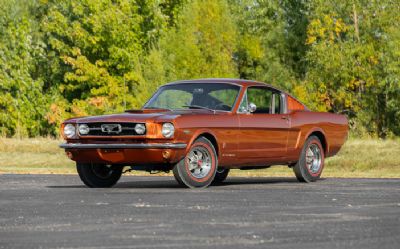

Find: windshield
143;83;241;111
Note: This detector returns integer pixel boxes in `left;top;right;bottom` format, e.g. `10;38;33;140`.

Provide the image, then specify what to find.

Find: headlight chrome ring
78;124;90;135
161;123;175;138
134;123;146;135
63;124;76;138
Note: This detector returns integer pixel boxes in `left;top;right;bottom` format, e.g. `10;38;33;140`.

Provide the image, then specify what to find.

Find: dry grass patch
0;138;75;174
324;138;400;178
0;137;399;178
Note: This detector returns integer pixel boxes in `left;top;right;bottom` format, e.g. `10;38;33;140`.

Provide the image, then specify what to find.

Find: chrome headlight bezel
78;124;90;135
63;124;76;138
134;123;146;135
161;123;175;138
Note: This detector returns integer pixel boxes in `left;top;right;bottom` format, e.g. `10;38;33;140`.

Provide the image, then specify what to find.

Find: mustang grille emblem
101;124;122;134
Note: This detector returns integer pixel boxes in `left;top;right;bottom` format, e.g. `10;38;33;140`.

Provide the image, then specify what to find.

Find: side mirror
248;102;257;113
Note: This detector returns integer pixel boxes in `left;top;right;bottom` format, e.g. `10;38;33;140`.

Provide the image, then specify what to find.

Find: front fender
186;129;219;155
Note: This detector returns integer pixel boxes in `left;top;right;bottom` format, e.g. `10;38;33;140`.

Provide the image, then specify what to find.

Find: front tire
293;136;325;183
77;163;123;188
173;137;217;188
212;168;230;184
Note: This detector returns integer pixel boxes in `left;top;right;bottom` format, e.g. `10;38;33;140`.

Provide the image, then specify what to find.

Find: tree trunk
377;93;387;138
353;4;360;42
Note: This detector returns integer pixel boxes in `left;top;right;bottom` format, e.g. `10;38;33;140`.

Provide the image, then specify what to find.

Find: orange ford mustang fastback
60;79;348;188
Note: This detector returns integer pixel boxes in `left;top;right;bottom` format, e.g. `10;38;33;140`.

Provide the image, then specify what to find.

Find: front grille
79;122;145;136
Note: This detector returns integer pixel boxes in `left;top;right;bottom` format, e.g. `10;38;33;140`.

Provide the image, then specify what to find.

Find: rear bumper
59;143;187;150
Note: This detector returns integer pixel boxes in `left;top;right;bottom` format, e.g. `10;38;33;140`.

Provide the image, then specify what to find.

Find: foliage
158;0;238;80
304;0;400;138
0;0;399;138
229;0;296;91
0;0;47;137
41;0;159;128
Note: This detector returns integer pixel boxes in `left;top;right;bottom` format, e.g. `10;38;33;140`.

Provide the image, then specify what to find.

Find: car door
237;86;290;162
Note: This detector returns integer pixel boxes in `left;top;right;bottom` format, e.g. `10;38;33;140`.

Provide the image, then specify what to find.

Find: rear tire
212;168;230;183
77;163;123;188
293;136;325;183
173;137;217;188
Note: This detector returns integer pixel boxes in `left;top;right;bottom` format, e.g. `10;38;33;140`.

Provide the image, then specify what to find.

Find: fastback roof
165;78;308;109
166;78;281;91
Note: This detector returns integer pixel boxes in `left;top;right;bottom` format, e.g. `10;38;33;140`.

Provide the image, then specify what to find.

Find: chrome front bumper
59;143;187;149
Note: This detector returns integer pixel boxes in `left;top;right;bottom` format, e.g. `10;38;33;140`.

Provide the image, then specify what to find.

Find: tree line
0;0;399;138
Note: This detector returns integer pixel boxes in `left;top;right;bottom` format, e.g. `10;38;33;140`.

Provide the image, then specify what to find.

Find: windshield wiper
143;106;173;111
182;105;215;112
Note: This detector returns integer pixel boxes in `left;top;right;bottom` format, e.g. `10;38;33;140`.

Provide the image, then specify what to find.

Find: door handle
281;116;290;120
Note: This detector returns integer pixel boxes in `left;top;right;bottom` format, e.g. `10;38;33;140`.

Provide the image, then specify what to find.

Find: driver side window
247;88;272;114
244;87;282;114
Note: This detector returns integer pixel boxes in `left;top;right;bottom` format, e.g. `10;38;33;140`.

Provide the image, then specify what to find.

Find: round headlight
161;123;174;138
63;124;76;138
134;123;146;135
78;124;90;135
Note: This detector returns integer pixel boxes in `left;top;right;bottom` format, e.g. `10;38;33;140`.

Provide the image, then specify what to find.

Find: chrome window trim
237;86;285;115
142;82;243;113
237;91;249;114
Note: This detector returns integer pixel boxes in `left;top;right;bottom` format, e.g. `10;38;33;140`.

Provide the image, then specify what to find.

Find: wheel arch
305;128;328;155
187;130;219;157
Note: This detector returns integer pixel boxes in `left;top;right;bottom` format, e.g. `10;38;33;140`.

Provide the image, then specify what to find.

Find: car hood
65;109;220;124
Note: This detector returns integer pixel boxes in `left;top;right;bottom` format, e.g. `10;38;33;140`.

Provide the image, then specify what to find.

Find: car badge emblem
101;124;122;134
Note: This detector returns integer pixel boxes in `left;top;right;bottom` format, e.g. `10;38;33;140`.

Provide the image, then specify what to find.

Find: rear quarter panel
287;111;348;161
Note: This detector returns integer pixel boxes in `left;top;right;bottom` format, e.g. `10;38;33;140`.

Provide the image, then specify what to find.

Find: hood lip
63;109;230;124
64;112;168;124
64;112;188;125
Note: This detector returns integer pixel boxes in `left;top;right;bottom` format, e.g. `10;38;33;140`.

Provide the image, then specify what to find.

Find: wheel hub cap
187;147;212;179
306;144;322;174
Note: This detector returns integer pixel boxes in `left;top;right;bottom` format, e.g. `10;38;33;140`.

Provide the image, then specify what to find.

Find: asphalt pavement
0;174;399;249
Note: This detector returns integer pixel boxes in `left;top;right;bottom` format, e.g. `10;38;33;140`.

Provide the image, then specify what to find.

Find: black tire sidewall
213;168;230;183
77;163;122;188
293;136;325;182
173;137;218;188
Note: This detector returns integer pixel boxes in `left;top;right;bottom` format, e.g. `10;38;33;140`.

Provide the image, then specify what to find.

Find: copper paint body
61;79;348;169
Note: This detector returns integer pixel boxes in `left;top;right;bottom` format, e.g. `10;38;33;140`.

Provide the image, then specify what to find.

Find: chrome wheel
187;147;212;179
306;144;322;174
293;136;324;183
173;137;217;188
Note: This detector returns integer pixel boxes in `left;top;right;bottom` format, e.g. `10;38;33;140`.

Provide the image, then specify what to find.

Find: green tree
229;0;296;91
156;0;238;81
0;0;47;137
1;0;400;139
41;0;170;128
281;0;309;78
305;0;400;137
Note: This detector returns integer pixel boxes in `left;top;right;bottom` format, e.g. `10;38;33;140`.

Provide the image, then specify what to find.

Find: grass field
0;137;399;178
